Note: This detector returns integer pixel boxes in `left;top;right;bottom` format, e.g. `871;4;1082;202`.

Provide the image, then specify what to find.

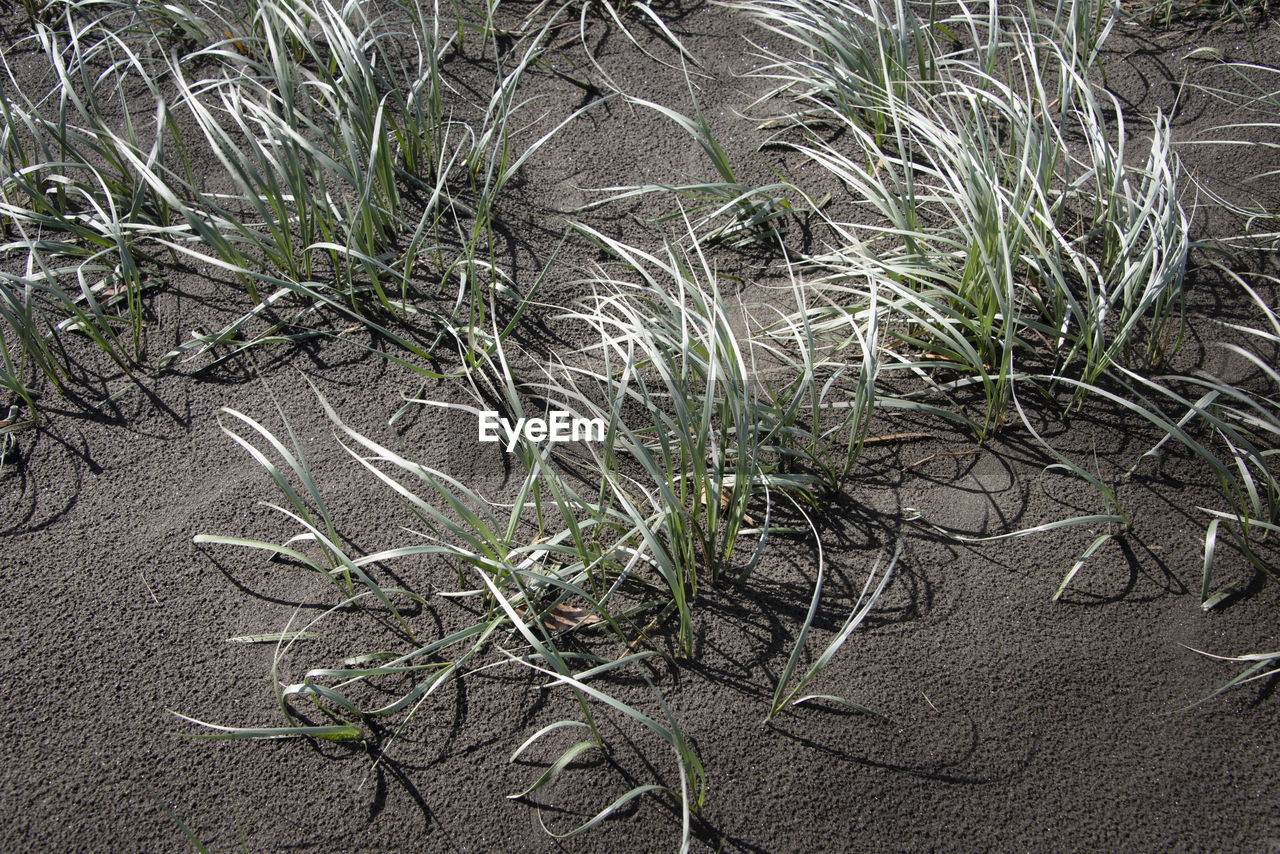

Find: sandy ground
2;1;1279;850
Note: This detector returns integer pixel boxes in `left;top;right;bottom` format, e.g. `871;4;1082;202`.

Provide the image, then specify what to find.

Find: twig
906;447;980;470
922;690;940;713
140;571;159;605
623;604;674;655
862;431;935;444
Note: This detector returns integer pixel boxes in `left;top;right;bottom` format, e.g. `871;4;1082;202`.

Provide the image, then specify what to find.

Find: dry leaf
516;601;603;635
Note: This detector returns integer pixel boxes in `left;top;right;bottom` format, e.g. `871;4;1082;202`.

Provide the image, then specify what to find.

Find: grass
1185;59;1280;244
1134;0;1272;29
729;0;1227;575
189;365;713;847
768;538;899;720
1180;643;1280;708
742;0;1188;420
182;215;900;846
173;0;1277;844
3;0;1278;847
0;0;598;408
581;87;794;247
730;0;942;142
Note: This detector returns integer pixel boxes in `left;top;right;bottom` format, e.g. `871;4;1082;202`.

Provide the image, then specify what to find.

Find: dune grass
728;0;1254;592
1135;0;1272;29
0;0;604;408
1;0;1270;846
176;0;1279;843
1185;59;1280;244
183;207;911;846
740;0;1186;411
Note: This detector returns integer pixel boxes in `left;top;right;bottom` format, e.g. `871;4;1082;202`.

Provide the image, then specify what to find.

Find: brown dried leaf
515;602;604;635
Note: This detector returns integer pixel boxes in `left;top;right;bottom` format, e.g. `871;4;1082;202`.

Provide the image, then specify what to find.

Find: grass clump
153;0;1280;845
188;368;713;847
741;0;1187;431
1134;0;1272;29
718;0;1275;609
0;0;600;408
183;211;907;844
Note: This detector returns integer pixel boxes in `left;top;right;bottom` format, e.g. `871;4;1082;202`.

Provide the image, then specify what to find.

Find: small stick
140;571;159;605
862;431;935;444
922;690;940;713
906;447;980;470
623;605;674;656
624;618;659;655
